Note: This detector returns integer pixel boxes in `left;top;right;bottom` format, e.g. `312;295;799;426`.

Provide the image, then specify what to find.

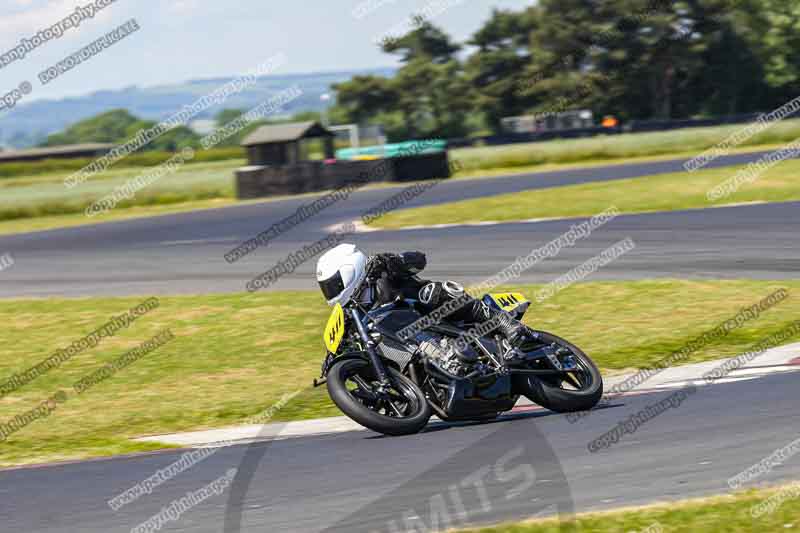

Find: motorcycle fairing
487;292;529;314
323;303;345;353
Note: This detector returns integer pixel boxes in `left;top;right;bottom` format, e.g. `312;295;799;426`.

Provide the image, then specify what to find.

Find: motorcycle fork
349;308;391;386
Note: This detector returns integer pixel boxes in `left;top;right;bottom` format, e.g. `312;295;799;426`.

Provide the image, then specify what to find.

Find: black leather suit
367;252;527;344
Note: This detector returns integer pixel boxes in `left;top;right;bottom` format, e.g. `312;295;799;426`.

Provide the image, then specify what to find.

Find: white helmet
316;243;368;306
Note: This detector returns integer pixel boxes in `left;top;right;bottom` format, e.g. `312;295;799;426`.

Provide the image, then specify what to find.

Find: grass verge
0;159;242;223
459;484;800;532
0;280;798;466
452;118;800;174
450;142;788;181
371;157;800;229
3;118;798;236
0;146;245;179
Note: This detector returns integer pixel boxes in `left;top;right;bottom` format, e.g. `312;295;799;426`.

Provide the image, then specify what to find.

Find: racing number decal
324;303;345;353
490;292;528;312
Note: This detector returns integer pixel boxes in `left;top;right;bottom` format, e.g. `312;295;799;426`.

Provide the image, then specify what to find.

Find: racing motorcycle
313;257;603;436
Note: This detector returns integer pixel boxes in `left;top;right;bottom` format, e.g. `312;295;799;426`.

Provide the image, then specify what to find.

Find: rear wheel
514;331;603;413
327;358;431;436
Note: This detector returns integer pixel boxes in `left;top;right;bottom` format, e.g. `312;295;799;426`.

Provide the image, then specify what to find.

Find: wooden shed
241;121;335;166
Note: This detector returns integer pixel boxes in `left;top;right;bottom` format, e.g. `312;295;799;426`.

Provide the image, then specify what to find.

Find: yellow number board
489;292;528;312
323;303;345;353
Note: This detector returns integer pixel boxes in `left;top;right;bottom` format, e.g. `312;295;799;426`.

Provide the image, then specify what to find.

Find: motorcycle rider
316;244;532;349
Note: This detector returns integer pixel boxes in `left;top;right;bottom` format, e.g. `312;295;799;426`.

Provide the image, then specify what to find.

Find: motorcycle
313;261;603;436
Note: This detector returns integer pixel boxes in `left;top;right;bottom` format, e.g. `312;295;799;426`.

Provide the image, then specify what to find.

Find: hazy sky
0;0;534;103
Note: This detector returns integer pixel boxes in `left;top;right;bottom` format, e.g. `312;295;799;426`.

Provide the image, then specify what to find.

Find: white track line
160;237;240;246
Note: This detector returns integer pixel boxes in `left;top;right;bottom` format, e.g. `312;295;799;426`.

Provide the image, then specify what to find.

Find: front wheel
514;331;603;413
327;358;431;436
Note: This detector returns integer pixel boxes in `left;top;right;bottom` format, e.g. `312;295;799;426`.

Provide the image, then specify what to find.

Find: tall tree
383;16;469;137
332;75;398;126
381;16;461;63
331;0;799;138
466;8;540;132
742;0;800;91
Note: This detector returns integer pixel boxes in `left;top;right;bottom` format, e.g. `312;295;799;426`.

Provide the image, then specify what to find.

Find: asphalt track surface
1;149;798;298
1;150;799;532
2;372;799;532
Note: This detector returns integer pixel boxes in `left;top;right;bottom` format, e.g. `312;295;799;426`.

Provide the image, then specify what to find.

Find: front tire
515;331;603;413
327;358;431;436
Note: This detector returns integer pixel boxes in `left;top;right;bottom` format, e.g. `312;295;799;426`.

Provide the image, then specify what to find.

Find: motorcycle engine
417;333;481;377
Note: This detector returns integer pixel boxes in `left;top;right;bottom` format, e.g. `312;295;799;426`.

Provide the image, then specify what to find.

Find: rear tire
327;358;432;436
516;331;603;413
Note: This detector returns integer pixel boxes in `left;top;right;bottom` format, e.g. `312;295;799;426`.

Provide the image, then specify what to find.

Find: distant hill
0;67;395;149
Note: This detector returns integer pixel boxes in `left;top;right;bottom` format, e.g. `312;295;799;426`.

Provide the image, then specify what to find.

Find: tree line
330;0;800;140
39;108;325;151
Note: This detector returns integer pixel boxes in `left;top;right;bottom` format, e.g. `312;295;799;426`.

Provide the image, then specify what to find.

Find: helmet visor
318;271;345;301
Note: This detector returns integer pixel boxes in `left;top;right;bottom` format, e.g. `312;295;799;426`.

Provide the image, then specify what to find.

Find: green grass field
452;118;800;175
1;119;797;237
0;146;245;179
0;158;241;222
371;158;800;229
460;485;800;532
0;280;797;466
